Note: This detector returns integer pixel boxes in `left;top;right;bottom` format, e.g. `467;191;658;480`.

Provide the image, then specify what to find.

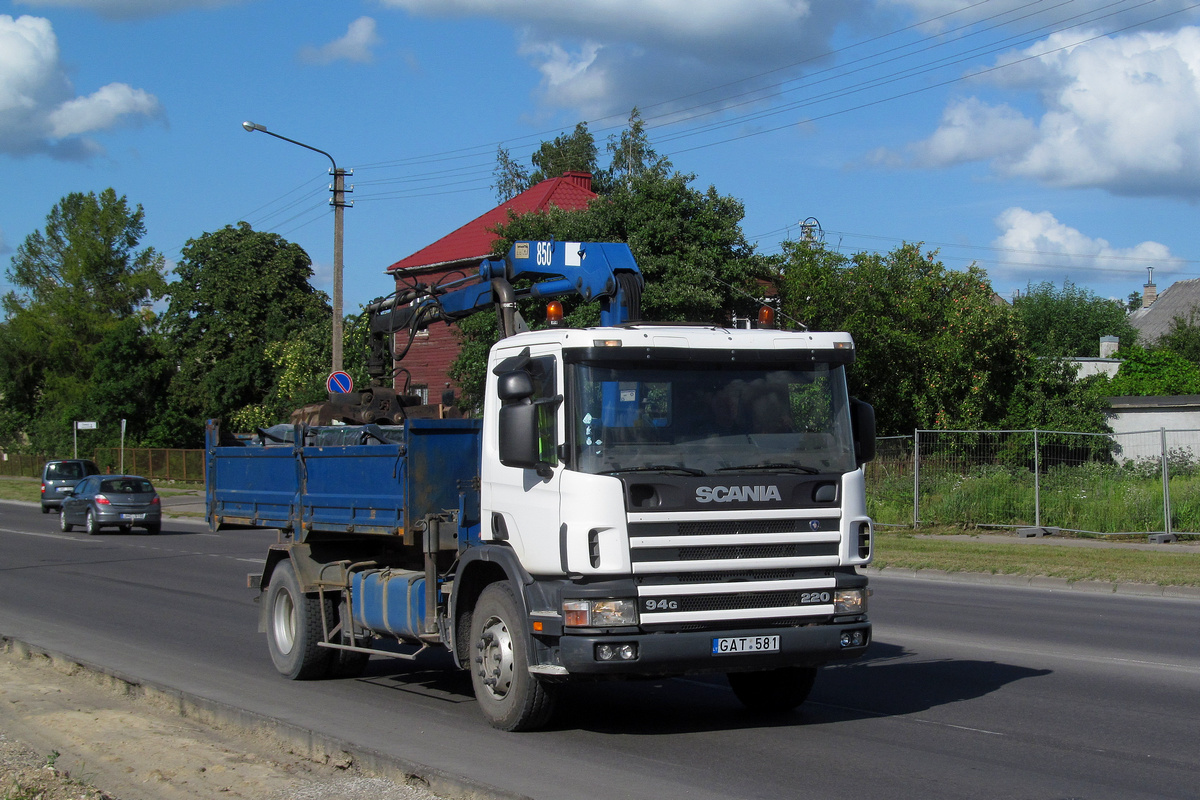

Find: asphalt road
1;501;1198;800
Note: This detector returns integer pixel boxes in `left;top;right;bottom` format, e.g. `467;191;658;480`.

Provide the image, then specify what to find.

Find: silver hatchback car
60;474;162;535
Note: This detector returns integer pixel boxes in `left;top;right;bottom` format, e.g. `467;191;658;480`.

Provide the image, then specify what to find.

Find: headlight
834;589;866;614
562;598;639;627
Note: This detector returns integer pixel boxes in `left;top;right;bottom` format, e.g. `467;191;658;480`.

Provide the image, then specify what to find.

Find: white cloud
0;15;161;159
15;0;244;20
905;26;1200;198
378;0;861;118
47;83;161;138
907;97;1037;167
299;17;382;65
991;207;1180;287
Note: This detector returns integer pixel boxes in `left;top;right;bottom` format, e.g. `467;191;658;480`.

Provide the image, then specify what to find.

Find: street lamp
242;121;352;371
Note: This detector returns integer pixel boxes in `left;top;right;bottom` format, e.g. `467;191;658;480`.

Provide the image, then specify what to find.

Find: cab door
481;345;565;576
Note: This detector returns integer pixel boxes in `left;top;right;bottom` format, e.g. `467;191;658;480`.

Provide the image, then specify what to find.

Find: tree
492;144;531;203
527;122;603;189
776;241;1023;434
1157;312;1200;365
1106;346;1200;396
449;160;764;408
605;108;668;187
0;189;167;453
1012;281;1138;358
160;223;330;427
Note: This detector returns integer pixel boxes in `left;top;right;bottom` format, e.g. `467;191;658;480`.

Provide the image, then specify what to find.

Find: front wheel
727;666;818;713
469;582;556;731
265;561;333;680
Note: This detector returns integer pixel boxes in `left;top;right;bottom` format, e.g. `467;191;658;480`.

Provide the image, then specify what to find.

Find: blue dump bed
205;419;482;540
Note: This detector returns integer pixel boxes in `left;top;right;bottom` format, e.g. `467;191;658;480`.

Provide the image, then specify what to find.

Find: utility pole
242;121;353;371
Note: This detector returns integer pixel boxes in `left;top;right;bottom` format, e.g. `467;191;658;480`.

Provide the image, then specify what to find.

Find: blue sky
4;0;1200;319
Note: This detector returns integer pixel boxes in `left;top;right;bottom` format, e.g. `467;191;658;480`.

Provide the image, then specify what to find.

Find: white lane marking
0;527;102;542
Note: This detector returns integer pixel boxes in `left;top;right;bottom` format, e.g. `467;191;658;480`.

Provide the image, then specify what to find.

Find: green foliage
1107;345;1200;396
1012;281;1138;358
776;241;1022;434
1157;311;1200;364
528;122;602;189
1001;358;1112;434
492;144;531;203
160;222;330;425
0;189;168;453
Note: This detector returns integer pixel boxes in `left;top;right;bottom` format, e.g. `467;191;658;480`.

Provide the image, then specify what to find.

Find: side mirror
850;398;876;466
499;403;541;469
497;370;534;402
498;396;562;478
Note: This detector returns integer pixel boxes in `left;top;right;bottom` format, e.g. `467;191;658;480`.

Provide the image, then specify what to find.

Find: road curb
861;566;1200;600
0;636;529;800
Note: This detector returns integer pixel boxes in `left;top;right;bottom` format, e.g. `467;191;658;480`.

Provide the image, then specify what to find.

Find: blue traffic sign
327;371;354;394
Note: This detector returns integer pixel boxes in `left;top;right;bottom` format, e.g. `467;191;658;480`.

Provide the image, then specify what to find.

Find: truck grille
628;515;843;627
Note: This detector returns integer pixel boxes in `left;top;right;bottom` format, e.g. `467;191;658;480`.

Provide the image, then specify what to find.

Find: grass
869;462;1200;533
0;476;198;505
875;526;1200;587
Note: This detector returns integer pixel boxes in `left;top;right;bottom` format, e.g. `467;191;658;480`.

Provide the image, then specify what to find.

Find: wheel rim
60;511;67;531
271;589;297;656
475;615;515;701
86;512;95;532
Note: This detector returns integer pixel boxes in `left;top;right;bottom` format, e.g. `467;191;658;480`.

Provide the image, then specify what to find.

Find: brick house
384;172;598;405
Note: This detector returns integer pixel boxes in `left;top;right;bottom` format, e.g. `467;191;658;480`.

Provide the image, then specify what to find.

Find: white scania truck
206;240;876;730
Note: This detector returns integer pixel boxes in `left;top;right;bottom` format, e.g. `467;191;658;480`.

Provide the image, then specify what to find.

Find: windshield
569;360;857;476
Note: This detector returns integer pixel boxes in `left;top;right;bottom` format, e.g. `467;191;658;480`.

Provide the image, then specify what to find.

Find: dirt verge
0;641;439;800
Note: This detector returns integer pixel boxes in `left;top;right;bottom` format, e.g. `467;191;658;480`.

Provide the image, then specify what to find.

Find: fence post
1161;427;1172;537
912;429;920;529
1033;428;1041;529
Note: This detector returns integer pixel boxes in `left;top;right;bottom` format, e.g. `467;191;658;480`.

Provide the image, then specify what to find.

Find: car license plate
120;513;145;521
712;635;780;655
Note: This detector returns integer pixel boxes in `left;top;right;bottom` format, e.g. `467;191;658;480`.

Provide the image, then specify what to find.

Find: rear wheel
265;561;333;680
469;582;556;731
85;510;100;536
727;666;818;713
144;523;160;535
41;505;50;514
59;510;72;532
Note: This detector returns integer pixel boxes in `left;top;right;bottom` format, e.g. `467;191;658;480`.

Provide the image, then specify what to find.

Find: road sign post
74;421;97;459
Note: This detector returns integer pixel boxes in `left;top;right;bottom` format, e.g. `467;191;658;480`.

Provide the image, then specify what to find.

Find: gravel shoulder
0;641;439;800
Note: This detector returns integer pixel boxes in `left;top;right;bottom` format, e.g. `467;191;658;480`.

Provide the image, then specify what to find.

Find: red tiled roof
386;172;597;273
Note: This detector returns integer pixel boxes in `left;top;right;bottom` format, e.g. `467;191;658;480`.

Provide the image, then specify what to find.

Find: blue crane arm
433;240;643;328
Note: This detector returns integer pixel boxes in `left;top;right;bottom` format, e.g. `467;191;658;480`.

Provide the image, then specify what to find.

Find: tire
727;666;818;713
469;582;556;731
265;561;333;680
85;510;101;536
42;505;50;514
59;510;73;532
144;523;160;535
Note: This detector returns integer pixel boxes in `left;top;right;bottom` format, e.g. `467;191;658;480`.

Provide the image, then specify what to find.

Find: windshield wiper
603;465;707;476
714;463;820;474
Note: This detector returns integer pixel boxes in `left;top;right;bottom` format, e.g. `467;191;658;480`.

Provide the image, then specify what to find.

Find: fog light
595;642;638;662
840;630;866;648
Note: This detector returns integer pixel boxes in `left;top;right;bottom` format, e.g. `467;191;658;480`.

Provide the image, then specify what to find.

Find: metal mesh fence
866;428;1200;535
0;448;204;483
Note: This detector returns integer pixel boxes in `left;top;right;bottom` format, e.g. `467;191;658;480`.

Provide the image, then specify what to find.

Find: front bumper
557;620;870;675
